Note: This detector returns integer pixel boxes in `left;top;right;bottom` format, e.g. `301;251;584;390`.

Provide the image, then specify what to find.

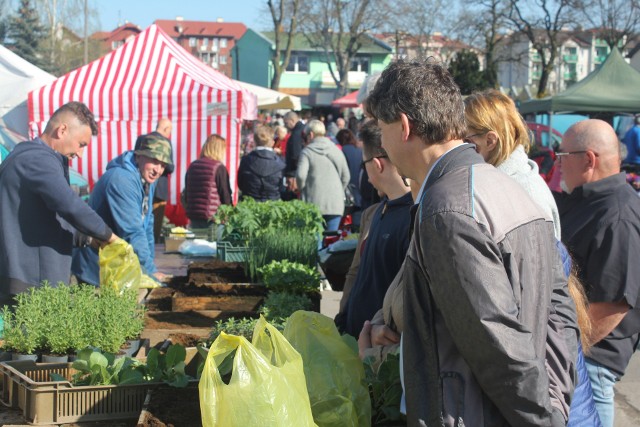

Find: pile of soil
141;386;201;427
169;332;204;347
187;260;251;285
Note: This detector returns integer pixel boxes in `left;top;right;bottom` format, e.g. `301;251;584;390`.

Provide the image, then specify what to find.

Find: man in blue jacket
0;102;117;305
72;134;172;285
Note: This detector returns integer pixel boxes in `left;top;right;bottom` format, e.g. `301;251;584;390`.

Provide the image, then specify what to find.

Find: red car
526;122;563;184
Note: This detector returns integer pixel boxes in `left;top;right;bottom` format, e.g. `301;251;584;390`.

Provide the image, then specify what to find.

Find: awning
331;91;360;108
237;81;302;111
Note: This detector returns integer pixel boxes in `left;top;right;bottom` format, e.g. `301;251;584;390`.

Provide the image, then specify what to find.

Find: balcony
531;52;542;62
531;70;542;79
199;45;218;53
563;54;578;62
563;71;577;80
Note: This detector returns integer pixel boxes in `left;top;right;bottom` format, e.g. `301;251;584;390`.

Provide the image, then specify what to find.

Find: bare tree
452;0;512;89
267;0;300;90
391;0;449;58
504;0;579;97
300;0;385;97
580;0;640;49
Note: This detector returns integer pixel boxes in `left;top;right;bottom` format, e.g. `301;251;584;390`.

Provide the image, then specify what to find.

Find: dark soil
168;332;204;347
187;260;251;285
141;386;202;427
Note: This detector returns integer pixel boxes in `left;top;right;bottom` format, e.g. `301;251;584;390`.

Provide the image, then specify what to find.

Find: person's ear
485;131;499;153
373;156;385;173
54;123;68;139
586;150;598;169
400;113;411;142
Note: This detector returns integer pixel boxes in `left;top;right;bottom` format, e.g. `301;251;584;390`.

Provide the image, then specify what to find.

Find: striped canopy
28;24;257;206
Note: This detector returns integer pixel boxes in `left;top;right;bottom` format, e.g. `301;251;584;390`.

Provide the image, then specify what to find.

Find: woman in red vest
183;134;232;228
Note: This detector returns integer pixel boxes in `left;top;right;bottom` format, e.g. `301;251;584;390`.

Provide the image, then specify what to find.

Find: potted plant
1;306;39;361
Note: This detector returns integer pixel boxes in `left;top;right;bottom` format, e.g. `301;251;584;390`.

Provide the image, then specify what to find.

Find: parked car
526;122;563;183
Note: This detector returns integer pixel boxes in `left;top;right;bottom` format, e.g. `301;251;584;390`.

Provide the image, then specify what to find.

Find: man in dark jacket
238;125;285;201
365;59;577;426
134;118;174;242
556;119;640;427
0;102;117;305
283;111;305;192
336;120;412;337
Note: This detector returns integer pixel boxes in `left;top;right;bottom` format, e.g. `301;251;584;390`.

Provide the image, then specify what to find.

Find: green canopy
519;48;640;115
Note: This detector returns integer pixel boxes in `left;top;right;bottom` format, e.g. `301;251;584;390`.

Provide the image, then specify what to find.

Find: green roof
261;32;391;54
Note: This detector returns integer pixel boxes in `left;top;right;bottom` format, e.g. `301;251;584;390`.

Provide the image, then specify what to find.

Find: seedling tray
0;360;160;425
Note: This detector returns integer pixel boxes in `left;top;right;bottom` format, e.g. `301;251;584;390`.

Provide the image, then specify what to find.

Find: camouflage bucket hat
135;135;173;166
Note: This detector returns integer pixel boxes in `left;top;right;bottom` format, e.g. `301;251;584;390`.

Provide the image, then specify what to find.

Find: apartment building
497;29;630;95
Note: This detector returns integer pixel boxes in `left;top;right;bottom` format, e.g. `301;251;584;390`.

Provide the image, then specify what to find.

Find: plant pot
0;349;12;361
42;354;69;363
11;352;38;362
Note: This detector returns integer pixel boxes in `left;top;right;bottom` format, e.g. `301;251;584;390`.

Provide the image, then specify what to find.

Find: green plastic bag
99;239;141;292
199;316;316;427
284;311;372;427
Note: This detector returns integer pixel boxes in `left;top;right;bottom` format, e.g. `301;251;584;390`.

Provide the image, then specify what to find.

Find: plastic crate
216;241;250;262
188;226;215;241
0;360;159;425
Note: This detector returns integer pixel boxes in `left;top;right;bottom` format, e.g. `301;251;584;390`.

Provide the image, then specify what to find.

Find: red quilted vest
185;158;222;221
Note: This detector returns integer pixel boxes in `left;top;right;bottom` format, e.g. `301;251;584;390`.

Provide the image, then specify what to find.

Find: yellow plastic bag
284;311;372;427
199;316;316;427
99;239;141;292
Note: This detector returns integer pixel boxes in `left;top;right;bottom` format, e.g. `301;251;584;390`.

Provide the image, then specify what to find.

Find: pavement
320;288;640;426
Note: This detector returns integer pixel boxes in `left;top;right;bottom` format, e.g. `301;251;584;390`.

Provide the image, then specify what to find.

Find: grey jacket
403;145;577;426
296;136;350;216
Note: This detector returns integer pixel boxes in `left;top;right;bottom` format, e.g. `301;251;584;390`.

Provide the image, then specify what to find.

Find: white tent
237;81;302;111
0;45;56;135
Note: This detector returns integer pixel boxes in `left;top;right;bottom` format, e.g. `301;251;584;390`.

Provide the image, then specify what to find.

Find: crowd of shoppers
2;56;640;427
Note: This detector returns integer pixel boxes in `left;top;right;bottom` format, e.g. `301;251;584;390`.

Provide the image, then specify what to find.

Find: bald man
135;119;174;242
555;119;640;426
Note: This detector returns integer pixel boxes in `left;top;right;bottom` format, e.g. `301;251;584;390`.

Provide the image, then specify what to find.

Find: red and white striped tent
28;24;257;213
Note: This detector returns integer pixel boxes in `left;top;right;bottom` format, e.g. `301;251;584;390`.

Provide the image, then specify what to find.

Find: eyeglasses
463;132;486;144
555;150;599;162
360;155;388;170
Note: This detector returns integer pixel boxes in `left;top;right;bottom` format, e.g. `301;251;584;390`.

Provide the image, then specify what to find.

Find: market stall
28;24;258;208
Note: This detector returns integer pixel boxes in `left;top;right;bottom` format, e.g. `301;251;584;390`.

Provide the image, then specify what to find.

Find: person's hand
153;271;169;282
370;324;400;346
287;177;298;191
92;233;119;249
358;320;373;360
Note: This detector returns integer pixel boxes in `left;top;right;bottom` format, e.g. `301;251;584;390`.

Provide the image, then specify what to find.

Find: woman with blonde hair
184;134;232;228
464;89;600;426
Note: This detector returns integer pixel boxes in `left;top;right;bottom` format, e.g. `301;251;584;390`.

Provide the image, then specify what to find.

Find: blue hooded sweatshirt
72;151;157;286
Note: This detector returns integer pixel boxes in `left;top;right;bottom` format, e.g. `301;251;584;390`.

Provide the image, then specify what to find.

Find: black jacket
284;121;305;177
238;148;285;202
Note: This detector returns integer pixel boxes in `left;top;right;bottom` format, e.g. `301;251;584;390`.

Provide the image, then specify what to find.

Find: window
189;37;196;47
111;40;123;50
202;38;209;47
219;55;227;64
213;38;219;48
350;56;370;73
220;38;227;48
566;47;577;55
286;53;309;73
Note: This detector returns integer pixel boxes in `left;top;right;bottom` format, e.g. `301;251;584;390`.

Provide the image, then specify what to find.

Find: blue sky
96;0;267;31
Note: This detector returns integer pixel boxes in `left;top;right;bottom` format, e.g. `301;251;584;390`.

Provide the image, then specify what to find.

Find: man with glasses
365;59;574;425
555;119;640;427
335;120;412;338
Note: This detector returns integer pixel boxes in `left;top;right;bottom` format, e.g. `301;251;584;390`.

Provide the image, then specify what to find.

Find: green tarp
519;48;640;115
